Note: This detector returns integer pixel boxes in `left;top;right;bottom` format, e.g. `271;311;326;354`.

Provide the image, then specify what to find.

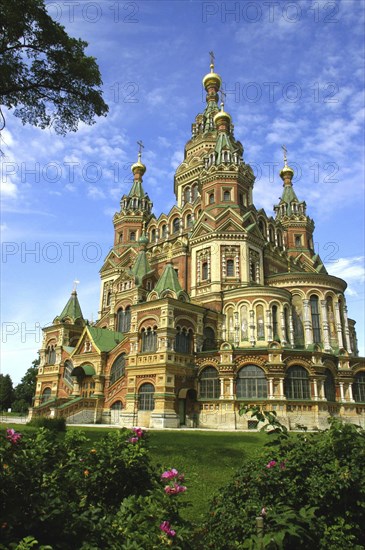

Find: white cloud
327;256;365;283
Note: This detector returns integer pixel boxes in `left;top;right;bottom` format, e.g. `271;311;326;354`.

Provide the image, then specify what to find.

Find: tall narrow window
353;372;365;402
138;383;155;410
209;193;214;204
284;306;290;343
240;305;248;341
310;295;321;344
202;262;208;280
63;360;74;386
172;218;180;234
200;367;220;399
202;327;215;351
324;369;336;402
223;190;230;201
192;184;198;201
284;366;310;399
226;307;235;342
186;214;193;228
42;387;52;403
256;305;265;340
130;231;136;242
175;327;192;354
292;295;304;347
110;353;126;385
151;228;156;242
226;259;234;277
117;306;131;333
272;305;279;341
47;346;56;365
161;224;167;239
141;327;157;352
184;186;190;204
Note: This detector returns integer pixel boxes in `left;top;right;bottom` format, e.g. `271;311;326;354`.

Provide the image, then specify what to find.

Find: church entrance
178;388;197;427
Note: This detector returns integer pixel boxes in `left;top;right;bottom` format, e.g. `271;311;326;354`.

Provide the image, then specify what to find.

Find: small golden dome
280;164;294;178
214;109;231;125
131;152;146;175
202;63;222;90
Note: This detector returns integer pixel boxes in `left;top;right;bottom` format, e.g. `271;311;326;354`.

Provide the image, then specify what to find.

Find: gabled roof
154;262;183;297
88;326;125;352
131;249;153;285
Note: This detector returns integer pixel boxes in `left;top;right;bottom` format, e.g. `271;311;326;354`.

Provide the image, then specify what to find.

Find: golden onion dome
280;164;294;178
131;153;146;176
214;108;231;125
202;63;222;90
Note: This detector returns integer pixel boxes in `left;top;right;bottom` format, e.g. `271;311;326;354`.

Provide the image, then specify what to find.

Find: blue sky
1;0;364;384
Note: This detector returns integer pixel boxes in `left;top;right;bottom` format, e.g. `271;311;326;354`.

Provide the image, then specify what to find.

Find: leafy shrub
28;417;66;432
0;427;191;549
200;417;365;549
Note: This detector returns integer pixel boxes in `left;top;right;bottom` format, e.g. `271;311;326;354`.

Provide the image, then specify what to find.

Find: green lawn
1;423;267;523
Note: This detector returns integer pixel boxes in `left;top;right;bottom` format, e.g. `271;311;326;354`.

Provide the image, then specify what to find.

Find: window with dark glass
130;231;136;242
272;305;279;340
284;366;310;399
209;193;214;204
42;387;52;402
202;262;208;280
236;365;267;399
310;295;321;343
172;218;180;233
223;190;230;201
110;353;126;385
63;360;74;386
161;224;167;239
295;235;302;247
324;369;336;402
141;327;157;352
175;327;192;353
200;367;220;399
47;346;56;365
186;214;193;228
138;383;155;410
226;259;234;277
353;372;365;402
117;306;131;333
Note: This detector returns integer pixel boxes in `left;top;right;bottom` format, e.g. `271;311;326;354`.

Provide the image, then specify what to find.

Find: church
31;60;365;430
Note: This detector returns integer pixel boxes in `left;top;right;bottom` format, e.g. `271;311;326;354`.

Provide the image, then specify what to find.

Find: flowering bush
200;418;365;549
0;426;192;549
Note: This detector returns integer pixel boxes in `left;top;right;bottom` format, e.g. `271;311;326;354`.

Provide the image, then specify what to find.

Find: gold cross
209;51;215;71
282;144;288;166
137;140;144;161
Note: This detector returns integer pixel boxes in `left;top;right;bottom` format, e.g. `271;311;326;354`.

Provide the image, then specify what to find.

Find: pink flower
161;468;179;480
266;460;277;469
261;507;267;516
6;429;21;444
160;521;176;537
279;461;286;470
132;427;144;438
129;437;139;444
164;483;187;495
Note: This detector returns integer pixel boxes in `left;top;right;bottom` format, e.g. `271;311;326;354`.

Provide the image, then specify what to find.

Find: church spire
120;141;152;214
201;52;222;131
54;286;84;324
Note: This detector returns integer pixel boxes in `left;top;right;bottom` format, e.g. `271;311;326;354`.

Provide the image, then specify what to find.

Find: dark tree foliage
0;374;14;410
12;358;39;412
0;0;108;134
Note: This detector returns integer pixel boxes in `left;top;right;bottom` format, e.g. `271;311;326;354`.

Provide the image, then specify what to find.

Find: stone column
249;309;256;346
343;306;352;353
320;300;331;352
339;382;345;401
318;378;325;400
279;378;285;399
234;312;240;347
348;382;354;402
334;301;344;349
268;378;274;399
303;299;313;347
71;376;80;397
219;378;224;399
266;309;273;342
312;378;318;401
289;312;295;347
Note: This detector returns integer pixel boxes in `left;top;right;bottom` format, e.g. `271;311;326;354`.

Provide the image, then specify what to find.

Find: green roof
128;179;147;199
154;262;183;297
57;291;84;322
88;326;125;352
131;250;152;285
215;131;235;164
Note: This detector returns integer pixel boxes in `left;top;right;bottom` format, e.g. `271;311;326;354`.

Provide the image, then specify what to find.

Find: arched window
175;327;192;354
117;306;131;333
118;233;123;243
186;214;193;228
284;366;310;399
111;400;123;410
151;228;156;242
240;305;248;341
256;305;265;340
292;295;304;347
110;353;126;385
202;327;215;351
223;190;230;201
172;218;180;234
138;383;155;410
310;295;321;344
269;227;275;243
324;369;336;402
284;306;290;343
295;235;302;248
42;387;52;403
259;220;266;238
141;326;157;352
161;224;167;239
192;185;198;201
326;297;337;340
202;262;208;280
272;305;279;341
209;193;214;204
130;231;136;242
277;231;283;247
226;259;235;277
47;345;56;365
106;291;111;306
200;367;220;399
184;186;191;204
353;372;365;403
63;360;74;386
236;365;267;399
226;307;234;342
